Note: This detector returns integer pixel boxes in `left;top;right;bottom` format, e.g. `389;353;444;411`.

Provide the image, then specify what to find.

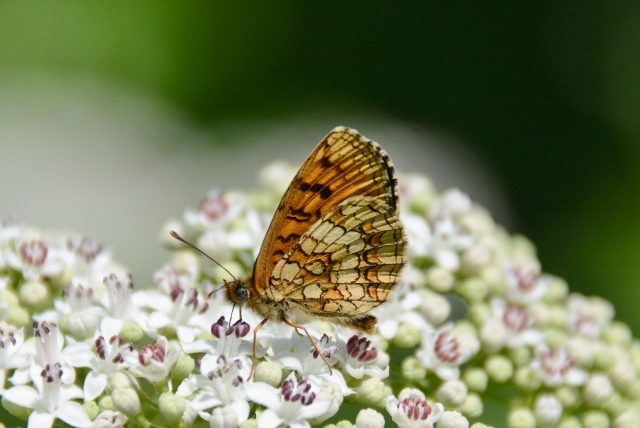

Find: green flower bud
507;346;532;366
239;418;257;428
112;387;141;416
393;322;421;348
507;407;535;428
470;424;491;428
543;328;567;349
556;416;581;428
7;305;30;328
484;354;513;383
513;366;542;392
171;351;195;386
555;386;581;409
581;410;609;428
158;392;185;424
462;367;488;392
601;391;623;415
209;406;236;428
419;292;451;326
437;379;468;407
119;321;144;343
625;379;640;399
355;408;384;428
456;277;488;303
356;378;391;408
426;266;454;293
19;279;49;310
1;396;31;421
468;303;492;327
401;356;427;383
106;371;133;394
547;305;568;329
439;410;469;428
67;311;98;341
0;288;19;306
254;361;282;386
98;395;116;411
82;401;100;420
603;321;633;347
584;373;614;407
593;347;615;372
335;421;354;428
458;393;483;418
480;265;505;295
613;410;640;428
542;276;568;303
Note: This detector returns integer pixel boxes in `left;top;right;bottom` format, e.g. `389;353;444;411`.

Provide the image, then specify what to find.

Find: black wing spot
321;157;333;168
277;233;301;243
320;187;333;199
310;183;323;192
299;182;311;191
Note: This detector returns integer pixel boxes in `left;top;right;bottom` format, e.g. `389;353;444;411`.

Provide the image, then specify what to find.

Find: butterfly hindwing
266;196;406;327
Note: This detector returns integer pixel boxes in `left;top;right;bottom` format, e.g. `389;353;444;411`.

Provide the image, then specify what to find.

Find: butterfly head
223;278;250;306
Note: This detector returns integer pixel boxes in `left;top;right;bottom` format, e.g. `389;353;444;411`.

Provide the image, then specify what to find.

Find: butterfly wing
267;196;406;332
252;127;399;293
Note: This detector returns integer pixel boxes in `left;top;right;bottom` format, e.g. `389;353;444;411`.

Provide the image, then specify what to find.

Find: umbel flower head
0;152;639;427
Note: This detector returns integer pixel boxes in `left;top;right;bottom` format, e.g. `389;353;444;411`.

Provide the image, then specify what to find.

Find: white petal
28;410;55;428
84;371;107;401
4;385;39;408
257;409;284;428
147;312;171;329
60;384;85;402
62;344;96;368
176;325;195;344
55;401;93;427
229;399;250;424
245;382;281;409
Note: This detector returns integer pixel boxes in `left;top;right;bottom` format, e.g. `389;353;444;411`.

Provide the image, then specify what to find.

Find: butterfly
173;126;406;376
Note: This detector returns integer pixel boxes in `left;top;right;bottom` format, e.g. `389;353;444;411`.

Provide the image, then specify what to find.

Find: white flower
356;408;385;428
178;354;251;426
386;388;444;428
417;324;479;380
98;273;148;338
530;344;588;387
339;334;388;380
127;336;180;384
181;316;253;359
3;362;92;428
504;263;548;305
91;410;128;428
480;298;543;352
566;293;614;339
270;331;350;394
247;373;333;428
184;190;245;232
2;232;66;281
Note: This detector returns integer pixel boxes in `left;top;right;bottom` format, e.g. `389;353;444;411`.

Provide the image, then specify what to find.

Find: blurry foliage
1;1;639;331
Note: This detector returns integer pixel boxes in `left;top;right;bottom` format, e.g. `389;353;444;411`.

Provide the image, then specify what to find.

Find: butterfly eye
235;285;248;302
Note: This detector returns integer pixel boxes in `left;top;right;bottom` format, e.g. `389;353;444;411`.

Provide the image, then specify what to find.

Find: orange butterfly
173;126;406;376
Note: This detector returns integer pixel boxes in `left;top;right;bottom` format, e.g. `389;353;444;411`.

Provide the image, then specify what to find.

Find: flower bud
534;394;562;426
542;276;568;303
239;418;257;428
437;379;468;407
254;361;282;386
158;392;185;423
513;366;542;392
98;396;115;411
613;410;640;428
543;328;567;348
82;401;100;420
581;411;609;428
461;244;492;275
602;321;632;347
593;347;615;372
420;292;451;326
120;321;144;343
401;356;427;383
67;311;98;340
106;371;133;394
480;265;504;294
438;411;469;428
555;386;580;409
426;266;454;293
356;378;391;407
470;424;491;428
355;408;384;428
171;351;195;386
7;305;30;328
556;416;581;428
458;393;483;418
19;279;49;309
456;278;488;303
468;303;492;326
335;422;354;428
507;408;535;428
112;387;141;416
209;406;238;428
479;319;506;353
583;373;614;407
507;346;531;366
484;354;513;383
393;322;421;348
462;367;487;392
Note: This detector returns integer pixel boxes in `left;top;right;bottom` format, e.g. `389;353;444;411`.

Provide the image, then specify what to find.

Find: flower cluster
0;160;639;428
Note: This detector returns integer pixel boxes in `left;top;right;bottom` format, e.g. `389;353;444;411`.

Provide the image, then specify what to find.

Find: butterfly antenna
169;230;238;281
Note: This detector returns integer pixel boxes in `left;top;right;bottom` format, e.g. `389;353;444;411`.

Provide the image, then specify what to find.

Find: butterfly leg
284;319;333;375
249;317;269;380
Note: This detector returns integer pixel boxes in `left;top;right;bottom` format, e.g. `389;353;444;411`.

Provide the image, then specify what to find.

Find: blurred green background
1;2;639;333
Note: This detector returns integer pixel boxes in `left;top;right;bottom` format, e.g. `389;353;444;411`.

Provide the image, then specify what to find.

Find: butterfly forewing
253;127;399;293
